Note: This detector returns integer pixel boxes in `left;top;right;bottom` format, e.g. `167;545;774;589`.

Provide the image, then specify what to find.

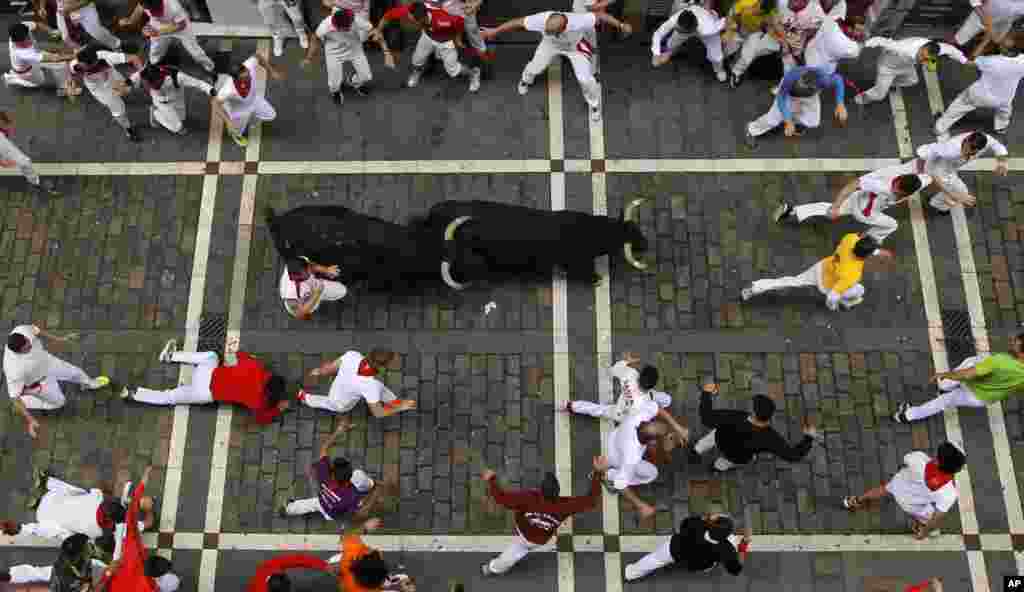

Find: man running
298;350;417;418
625;512;751;580
211;52;285;147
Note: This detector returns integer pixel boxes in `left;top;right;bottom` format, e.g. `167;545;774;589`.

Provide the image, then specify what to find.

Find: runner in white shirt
772;165;929;243
68;44;144;142
0;111;47;189
854;38;966;104
934;48;1024;138
119;0;215;74
257;0;310;57
802;15;864;75
651;5;728;82
4;324;110;439
482;9;632;122
211;53;284;147
298;350;417;417
4;22;74;92
2;555;180;591
128;63;214;135
843;442;965;539
278;256;348;320
954;0;1024;54
898;131;1008;213
55;0;121;50
307;8;395;105
565;353;673;422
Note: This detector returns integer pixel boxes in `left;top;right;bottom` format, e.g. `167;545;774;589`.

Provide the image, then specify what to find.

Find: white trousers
4;62;70;90
607;459;659;488
0;133;40;185
488;531;542;574
9;564;53;584
624;538;674;581
791;195;899;243
905;356;988;421
935;83;1012;136
569;400;615;418
150;31;215;72
859;61;919;103
228;97;276;136
411;33;466;77
731;31;782;76
660;29;725;69
326;48;372;93
284;469;374;519
750;260;865;304
85;73;130;127
748;94;821;136
302;380;397;414
523;39;601;108
19;356;94;410
955;10;1016;45
132;351;218;406
151;90;188;133
694;429;743;470
259;0;306;41
57;4;120;49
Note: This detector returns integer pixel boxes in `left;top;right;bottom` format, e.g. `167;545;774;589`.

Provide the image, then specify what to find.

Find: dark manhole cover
197;313;228;357
940;309;975;369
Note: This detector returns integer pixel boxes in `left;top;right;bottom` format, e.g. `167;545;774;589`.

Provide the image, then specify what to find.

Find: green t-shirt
963;353;1024;402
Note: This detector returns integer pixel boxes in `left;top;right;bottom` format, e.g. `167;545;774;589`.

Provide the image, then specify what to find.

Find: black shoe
729;72;742;88
686;443;702;465
126;126;141;143
772;202;793;224
346;73;369;97
892;402;911;424
744;128;758;149
279;499;294;519
331;91;342;105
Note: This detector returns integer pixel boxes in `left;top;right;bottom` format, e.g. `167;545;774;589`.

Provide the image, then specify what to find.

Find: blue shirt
776;65;845;121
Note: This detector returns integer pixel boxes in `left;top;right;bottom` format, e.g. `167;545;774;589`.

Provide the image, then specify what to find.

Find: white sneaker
298;32;309;49
87;376;111;390
840;296;864;309
741;286;754;301
715;68;727;83
406;70;422;88
517;81;529;95
770;84;779;95
469;67;481;93
273;36;284;57
853;93;866;105
590;106;601;122
119;387;134;401
159;339;178;363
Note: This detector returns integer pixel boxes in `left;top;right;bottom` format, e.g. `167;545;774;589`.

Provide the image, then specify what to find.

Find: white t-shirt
850;164;927;216
916;131;1008;178
70;51;126;93
9;25;42;75
327;351;389;407
217;57;260;114
606;396;659;489
316;13;372;57
130;69;212;99
974;54;1024;104
608;360;672;423
524;11;597;52
805;16;861;70
145;0;190;29
886;451;958;521
652;6;724;56
4;325;53;398
35;488;105;539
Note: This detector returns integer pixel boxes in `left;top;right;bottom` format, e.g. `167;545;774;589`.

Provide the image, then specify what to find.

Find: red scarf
924;461;953;491
96;506;115;530
235;77;252;98
13;40;33;49
357;359;376;377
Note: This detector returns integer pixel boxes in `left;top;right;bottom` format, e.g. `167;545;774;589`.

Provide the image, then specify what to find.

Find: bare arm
485;17;527;38
12;398;39;439
35;325;76;343
118;5;146;28
310;357;342;379
595;11;631;34
61;0;87;13
933;366;978;382
253;53;285;80
366;400;414;418
656;408;689;444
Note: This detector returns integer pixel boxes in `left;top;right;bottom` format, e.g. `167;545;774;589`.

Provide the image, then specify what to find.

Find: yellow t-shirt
820;233;865;295
731;0;777;33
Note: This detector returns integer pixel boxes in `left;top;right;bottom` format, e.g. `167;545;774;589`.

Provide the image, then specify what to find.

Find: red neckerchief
924;461;953;491
905;581;933;592
96;506;114;530
143;66;170;92
357;359;377;377
13;40;33;49
235;77;252;98
0;126;13;137
146;0;165;17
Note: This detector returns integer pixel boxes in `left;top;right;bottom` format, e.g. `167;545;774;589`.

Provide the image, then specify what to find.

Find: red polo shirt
209;352;281;424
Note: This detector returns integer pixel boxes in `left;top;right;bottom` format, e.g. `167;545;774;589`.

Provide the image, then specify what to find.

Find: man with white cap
900;131;1008;214
4;324;110;439
482;8;632;122
772;165;928;244
854;38;967;104
298;349;417;418
624;512;750;580
4;22;74;93
118;0;215;74
934;43;1024;139
651;2;727;82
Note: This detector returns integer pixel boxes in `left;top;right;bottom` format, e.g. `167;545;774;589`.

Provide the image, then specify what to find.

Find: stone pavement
0;10;1023;592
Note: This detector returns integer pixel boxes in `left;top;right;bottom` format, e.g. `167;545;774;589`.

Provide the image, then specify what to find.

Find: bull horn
441;261;468;290
623;198;650;271
445;216;473;241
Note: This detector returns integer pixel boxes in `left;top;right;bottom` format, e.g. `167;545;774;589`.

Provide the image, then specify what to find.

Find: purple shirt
314;456;361;519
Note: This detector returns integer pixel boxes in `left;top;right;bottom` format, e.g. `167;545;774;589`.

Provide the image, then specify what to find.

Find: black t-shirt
669;516;743;575
699;389;814;464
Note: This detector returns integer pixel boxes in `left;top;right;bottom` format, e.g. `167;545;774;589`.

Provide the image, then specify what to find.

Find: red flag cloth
244;555;331;592
103;481;157;592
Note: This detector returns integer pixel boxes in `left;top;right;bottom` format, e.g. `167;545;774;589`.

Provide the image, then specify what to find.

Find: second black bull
266;200;651;290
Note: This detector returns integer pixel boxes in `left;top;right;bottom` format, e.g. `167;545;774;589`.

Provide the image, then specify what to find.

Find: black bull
266;200;651;290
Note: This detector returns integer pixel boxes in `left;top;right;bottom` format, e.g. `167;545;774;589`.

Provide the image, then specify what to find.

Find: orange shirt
339;535;380;592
